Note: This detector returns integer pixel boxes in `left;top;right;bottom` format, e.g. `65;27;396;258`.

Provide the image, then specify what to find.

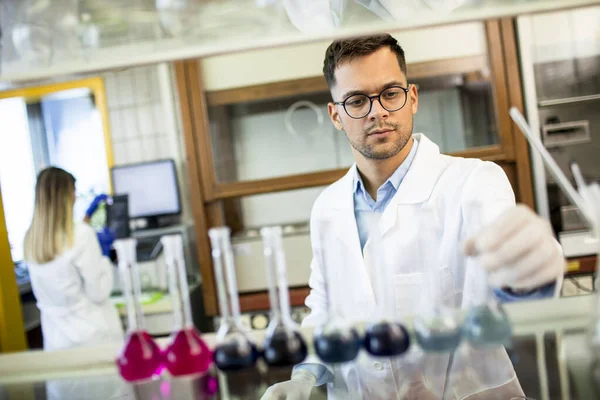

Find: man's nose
368;97;389;121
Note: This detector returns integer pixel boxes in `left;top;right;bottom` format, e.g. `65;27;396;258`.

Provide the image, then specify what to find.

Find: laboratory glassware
209;227;259;371
461;203;512;347
413;206;462;352
363;222;410;357
114;238;163;382
161;234;212;377
260;226;308;366
312;221;361;363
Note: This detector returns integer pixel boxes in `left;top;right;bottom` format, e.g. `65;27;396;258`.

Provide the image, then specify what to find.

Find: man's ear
328;102;344;131
409;83;419;115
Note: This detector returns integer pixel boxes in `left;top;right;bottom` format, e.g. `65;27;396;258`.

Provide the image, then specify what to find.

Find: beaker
312;220;361;363
161;234;212;377
363;221;410;357
260;226;308;366
461;202;512;347
114;238;163;382
209;227;259;371
413;206;462;352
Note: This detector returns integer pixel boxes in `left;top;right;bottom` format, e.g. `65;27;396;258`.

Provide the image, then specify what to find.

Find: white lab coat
302;133;525;399
27;223;123;351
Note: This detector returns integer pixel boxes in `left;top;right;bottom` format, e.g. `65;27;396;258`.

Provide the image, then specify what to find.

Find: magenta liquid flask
260;227;308;367
161;234;212;377
114;238;162;382
209;227;259;371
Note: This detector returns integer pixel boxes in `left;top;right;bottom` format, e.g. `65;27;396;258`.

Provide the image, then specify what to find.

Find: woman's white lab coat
303;133;525;399
27;223;123;351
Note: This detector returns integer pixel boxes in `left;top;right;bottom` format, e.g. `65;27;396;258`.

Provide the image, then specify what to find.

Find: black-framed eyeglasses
334;85;410;119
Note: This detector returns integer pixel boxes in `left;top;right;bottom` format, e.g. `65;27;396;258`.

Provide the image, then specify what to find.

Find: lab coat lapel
379;133;448;237
330;166;377;306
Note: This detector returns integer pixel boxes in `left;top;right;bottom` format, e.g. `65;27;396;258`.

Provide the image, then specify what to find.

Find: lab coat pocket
393;272;427;319
393;267;455;318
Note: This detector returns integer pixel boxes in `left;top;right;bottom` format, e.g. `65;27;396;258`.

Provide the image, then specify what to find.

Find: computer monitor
111;159;181;228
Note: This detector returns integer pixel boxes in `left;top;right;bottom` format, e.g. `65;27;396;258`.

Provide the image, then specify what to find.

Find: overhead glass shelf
0;0;598;84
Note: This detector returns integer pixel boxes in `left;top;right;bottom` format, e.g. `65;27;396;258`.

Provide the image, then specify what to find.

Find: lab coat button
373;361;384;371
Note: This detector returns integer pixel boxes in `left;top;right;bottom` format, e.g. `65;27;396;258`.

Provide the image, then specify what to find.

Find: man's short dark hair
323;34;407;89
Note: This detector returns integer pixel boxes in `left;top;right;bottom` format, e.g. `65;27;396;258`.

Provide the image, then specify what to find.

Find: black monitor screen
111;160;181;219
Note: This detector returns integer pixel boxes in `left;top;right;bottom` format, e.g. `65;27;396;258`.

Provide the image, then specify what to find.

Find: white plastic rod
509;107;595;227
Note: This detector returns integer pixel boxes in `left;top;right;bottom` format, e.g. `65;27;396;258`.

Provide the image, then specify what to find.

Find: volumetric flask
161;234;212;377
260;226;308;367
413;206;462;352
209;227;259;371
462;202;512;347
363;221;410;357
312;220;361;363
114;238;163;382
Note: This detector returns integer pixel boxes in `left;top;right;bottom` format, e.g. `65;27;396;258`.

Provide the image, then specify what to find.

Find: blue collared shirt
354;138;419;251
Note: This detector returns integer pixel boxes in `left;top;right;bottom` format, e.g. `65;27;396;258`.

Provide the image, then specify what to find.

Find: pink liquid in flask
161;235;213;376
117;330;163;382
163;326;212;376
114;239;164;383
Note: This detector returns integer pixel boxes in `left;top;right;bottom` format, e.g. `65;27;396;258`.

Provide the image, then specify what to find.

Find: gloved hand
260;370;316;400
85;194;109;219
464;204;565;291
97;227;115;258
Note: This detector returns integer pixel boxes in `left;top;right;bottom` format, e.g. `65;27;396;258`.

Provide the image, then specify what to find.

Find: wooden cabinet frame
176;18;534;316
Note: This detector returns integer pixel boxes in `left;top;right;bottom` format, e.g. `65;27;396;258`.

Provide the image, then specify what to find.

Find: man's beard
346;118;413;160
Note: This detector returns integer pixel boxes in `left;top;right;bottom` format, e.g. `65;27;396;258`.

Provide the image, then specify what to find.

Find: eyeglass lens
344;87;407;118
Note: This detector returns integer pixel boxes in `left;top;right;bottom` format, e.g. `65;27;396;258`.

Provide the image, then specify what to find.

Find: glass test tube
161;234;212;377
413;206;462;352
209;227;259;371
260;226;308;367
461;202;512;347
312;221;361;363
114;238;162;382
363;220;410;357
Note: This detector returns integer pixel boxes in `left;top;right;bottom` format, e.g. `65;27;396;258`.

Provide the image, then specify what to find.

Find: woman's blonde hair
24;167;76;264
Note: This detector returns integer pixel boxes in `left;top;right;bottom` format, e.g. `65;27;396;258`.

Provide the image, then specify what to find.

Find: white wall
201;22;487;90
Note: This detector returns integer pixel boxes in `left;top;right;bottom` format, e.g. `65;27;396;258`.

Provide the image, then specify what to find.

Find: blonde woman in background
24;167;123;351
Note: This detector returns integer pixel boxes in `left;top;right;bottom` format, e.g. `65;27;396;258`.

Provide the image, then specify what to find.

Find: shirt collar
353;136;420;194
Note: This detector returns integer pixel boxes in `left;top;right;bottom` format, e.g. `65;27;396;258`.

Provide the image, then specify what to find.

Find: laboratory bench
1;296;599;400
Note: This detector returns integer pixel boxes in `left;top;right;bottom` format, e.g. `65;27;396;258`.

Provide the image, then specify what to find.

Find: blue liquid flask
260;227;308;367
363;219;410;357
461;202;512;348
312;224;361;363
209;227;259;371
412;206;462;352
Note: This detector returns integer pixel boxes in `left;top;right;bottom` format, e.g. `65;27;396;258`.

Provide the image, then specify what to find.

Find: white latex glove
260;370;316;400
464;204;565;291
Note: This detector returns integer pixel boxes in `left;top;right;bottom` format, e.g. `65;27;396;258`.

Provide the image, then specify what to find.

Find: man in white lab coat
262;34;564;399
